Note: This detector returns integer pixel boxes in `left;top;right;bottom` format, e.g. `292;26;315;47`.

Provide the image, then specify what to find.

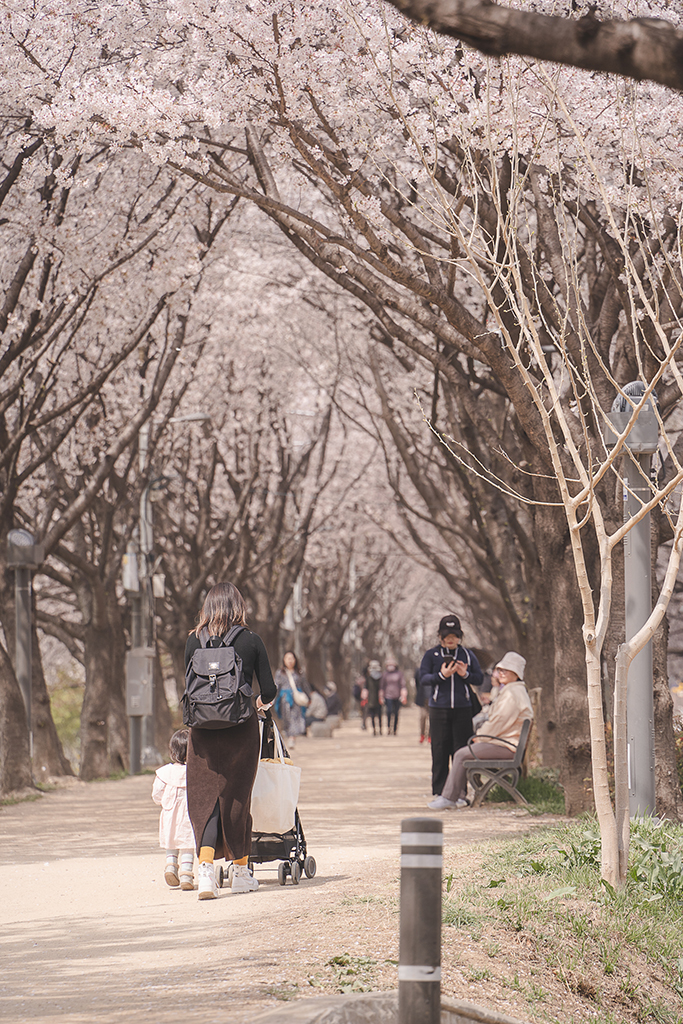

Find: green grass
48;674;84;769
442;818;683;1023
487;766;565;814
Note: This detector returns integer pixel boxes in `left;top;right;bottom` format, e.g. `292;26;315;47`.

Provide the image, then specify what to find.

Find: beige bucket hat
496;652;526;680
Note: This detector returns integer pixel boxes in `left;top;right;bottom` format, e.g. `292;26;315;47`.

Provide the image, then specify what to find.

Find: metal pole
130;716;142;775
399;817;442;1024
15;565;32;757
624;453;656;817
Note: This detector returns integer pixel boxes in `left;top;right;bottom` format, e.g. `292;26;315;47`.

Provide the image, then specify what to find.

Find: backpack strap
221;624;245;648
197;625;245;648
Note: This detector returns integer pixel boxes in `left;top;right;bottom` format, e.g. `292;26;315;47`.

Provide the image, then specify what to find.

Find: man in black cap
418;615;483;796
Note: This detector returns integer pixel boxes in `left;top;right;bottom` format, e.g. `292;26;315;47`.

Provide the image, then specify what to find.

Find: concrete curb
252;991;530;1023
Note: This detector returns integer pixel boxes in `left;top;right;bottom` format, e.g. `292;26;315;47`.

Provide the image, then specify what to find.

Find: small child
152;729;195;890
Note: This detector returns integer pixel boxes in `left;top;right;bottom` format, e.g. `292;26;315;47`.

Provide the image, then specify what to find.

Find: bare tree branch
383;0;683;91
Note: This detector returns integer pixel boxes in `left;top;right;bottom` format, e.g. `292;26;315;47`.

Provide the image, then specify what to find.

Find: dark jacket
419;644;483;711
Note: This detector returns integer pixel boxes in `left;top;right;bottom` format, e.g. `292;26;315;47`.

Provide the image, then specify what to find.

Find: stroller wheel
304;856;317;879
216;865;225;888
227;864;234;886
277;862;288;886
291;861;301;885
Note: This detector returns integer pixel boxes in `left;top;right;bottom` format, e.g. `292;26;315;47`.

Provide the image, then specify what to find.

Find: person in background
364;659;384;736
418;614;483;795
353;674;367;729
379;658;407;736
274;650;310;749
306;684;329;724
324;681;343;717
152;728;196;890
428;651;532;810
414;665;431;744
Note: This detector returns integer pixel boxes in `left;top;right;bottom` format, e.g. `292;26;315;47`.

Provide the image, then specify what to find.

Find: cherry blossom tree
3;0;683;837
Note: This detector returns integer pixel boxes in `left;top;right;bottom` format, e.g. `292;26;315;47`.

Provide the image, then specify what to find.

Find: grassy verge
487;767;566;815
442;818;683;1023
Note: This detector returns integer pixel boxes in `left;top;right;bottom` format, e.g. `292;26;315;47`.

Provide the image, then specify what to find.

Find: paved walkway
0;708;539;1024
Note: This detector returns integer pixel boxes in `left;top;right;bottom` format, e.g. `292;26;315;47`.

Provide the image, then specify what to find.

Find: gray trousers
441;742;515;802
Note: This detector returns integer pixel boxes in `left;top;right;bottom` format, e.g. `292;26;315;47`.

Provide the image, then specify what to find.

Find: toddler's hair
170;728;189;765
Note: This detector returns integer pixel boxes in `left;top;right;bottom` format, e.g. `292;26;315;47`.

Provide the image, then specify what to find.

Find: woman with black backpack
184;582;277;900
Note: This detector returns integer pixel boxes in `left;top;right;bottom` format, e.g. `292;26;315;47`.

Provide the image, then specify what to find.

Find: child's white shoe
179;873;194;891
231;864;259;893
197;862;218;900
164;863;180;887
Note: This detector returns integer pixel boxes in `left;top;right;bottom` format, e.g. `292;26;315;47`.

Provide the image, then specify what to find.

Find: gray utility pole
124;412;212;773
7;530;45;757
606;384;659;818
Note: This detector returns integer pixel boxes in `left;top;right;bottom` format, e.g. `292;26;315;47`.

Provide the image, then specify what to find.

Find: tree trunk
106;594;129;775
0;640;32;795
536;508;593;813
524;580;558;767
153;648;174;757
653;613;683;820
31;618;74;779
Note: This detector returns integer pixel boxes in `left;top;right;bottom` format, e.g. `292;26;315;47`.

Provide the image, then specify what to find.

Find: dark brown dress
184;629;277;860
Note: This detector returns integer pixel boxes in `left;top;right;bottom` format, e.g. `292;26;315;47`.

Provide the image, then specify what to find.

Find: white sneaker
427;795;458;810
179;873;194;891
197;862;218;900
231;864;259;893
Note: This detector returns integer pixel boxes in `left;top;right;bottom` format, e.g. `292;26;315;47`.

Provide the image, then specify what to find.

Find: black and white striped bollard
399;817;442;1024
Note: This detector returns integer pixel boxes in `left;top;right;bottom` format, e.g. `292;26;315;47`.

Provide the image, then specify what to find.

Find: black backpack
181;626;254;729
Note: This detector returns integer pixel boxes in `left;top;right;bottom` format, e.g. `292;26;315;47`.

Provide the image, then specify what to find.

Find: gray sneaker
427;795;458;810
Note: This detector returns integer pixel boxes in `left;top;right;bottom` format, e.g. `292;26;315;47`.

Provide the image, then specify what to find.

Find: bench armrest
467;735;517;757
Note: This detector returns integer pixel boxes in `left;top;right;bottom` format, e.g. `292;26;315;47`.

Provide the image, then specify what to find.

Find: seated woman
306;685;329;724
428;652;533;810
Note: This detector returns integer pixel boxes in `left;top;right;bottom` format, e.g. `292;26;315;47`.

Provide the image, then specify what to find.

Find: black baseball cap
438;615;462;637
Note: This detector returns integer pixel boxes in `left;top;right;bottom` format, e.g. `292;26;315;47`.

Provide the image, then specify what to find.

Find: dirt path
0;708;545;1024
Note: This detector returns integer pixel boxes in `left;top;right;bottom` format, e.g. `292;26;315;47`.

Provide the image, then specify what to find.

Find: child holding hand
152;728;196;889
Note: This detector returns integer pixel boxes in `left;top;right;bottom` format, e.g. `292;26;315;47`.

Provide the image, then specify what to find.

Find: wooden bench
462;718;532;807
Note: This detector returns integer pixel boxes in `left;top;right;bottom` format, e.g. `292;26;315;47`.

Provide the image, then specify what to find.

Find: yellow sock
199;846;215;864
233;856;248;866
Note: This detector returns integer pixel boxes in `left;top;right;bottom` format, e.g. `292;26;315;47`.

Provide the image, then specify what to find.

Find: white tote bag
251;719;302;834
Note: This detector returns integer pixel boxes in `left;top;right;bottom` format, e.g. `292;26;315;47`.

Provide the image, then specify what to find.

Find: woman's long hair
282;650;300;672
191;582;248;636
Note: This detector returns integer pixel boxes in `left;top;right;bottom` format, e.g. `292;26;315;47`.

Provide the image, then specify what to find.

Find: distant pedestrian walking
152;728;196;890
380;658;407;735
364;660;384;735
418;614;483;795
274;651;310;749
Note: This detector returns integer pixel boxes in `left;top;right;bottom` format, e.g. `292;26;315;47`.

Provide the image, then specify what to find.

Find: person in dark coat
185;582;277;900
418;614;483;795
364;660;384;735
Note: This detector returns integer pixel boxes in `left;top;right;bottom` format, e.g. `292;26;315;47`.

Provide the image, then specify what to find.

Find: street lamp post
606;384;659;818
125;413;211;774
7;529;45;758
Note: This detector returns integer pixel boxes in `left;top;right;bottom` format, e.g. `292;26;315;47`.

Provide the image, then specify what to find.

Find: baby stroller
220;711;316;887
